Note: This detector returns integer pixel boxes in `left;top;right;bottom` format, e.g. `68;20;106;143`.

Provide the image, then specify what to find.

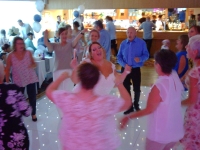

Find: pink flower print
6;96;17;104
11;132;25;142
7;90;17;96
7;142;14;148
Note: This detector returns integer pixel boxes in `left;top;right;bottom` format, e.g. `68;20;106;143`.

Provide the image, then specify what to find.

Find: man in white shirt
18;19;34;40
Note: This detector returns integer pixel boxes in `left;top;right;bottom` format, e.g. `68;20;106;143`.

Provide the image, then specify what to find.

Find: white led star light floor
23;86;187;150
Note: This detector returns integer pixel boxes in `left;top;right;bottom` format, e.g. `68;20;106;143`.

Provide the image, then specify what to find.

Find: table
35;57;54;88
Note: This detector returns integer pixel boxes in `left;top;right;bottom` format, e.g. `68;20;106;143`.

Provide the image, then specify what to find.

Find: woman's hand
70;58;78;69
29;64;36;69
119;116;130;130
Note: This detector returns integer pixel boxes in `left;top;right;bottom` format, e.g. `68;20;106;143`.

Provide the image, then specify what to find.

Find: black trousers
143;39;152;58
111;39;118;56
121;67;141;109
19;83;37;115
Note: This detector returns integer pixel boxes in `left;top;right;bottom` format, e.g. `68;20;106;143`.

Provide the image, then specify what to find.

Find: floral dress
180;67;200;149
0;83;31;150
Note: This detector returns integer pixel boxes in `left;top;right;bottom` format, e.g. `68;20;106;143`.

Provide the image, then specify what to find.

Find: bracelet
80;32;84;35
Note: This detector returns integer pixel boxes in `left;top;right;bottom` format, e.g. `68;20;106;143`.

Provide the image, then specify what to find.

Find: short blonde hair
189;35;200;58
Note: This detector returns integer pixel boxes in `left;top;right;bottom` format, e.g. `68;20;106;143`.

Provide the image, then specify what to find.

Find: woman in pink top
6;37;38;122
181;35;200;149
46;63;131;150
120;50;184;150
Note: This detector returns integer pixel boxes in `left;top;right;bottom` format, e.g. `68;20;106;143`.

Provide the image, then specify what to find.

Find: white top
73;58;116;96
20;23;34;39
161;45;169;50
147;71;184;143
155;20;163;31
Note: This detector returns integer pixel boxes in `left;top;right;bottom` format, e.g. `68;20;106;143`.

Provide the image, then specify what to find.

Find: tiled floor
23;86;188;150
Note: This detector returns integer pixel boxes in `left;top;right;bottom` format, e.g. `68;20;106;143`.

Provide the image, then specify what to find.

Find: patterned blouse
0;83;31;150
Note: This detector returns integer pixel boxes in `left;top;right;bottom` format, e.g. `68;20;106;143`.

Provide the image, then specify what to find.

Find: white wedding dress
73;59;116;96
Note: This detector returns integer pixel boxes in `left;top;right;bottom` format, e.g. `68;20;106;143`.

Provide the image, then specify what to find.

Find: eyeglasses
16;43;24;45
92;46;102;51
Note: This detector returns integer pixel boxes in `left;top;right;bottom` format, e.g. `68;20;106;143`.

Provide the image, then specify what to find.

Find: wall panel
46;0;200;9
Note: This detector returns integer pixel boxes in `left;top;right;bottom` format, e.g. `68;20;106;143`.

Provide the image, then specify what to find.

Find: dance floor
23;86;188;150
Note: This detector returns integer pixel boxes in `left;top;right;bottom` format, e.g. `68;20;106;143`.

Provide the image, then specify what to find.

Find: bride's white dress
73;59;116;95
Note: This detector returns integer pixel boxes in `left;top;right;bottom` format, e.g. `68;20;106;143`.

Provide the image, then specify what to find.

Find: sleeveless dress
11;51;38;87
73;59;116;96
52;91;124;150
180;67;200;149
173;51;188;78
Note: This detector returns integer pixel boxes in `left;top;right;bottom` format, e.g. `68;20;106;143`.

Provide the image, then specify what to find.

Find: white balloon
34;49;43;58
35;0;45;12
33;22;41;33
78;5;85;14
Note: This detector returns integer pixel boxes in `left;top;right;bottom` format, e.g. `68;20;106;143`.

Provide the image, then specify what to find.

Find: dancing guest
180;35;200;149
117;26;149;114
105;16;118;56
120;50;184;150
0;60;31;149
93;20;111;60
44;27;86;91
46;63;131;150
173;35;189;79
6;37;38;122
72;41;130;96
188;25;200;38
82;29;103;60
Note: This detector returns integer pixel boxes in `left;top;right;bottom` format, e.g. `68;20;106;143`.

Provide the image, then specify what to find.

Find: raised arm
72;29;88;48
44;30;53;52
46;72;70;102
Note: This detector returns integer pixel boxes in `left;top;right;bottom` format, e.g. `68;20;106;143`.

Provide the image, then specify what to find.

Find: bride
71;41;130;95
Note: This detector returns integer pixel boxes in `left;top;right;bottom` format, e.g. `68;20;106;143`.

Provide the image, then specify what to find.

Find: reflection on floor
23;86;188;150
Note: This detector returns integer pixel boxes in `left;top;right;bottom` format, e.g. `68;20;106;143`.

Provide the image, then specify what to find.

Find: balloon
35;0;45;12
78;5;85;14
34;49;43;58
73;10;79;18
34;14;42;22
33;22;41;33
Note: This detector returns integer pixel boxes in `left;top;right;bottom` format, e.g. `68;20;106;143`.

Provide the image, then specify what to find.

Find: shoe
32;115;37;122
124;106;134;115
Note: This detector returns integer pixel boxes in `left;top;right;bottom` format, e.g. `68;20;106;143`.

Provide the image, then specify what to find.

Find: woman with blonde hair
72;41;130;96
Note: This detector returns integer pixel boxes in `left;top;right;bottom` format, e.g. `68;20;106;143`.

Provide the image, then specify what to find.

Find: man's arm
138;41;149;62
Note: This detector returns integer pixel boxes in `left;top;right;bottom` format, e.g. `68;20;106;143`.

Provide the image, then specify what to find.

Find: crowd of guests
0;14;200;150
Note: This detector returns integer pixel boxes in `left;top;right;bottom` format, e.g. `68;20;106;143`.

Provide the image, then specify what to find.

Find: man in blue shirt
139;17;156;58
117;27;149;114
25;32;36;51
93;20;111;60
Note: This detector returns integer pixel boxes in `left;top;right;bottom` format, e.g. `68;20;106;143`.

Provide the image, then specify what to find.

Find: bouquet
8;27;20;36
58;21;67;29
